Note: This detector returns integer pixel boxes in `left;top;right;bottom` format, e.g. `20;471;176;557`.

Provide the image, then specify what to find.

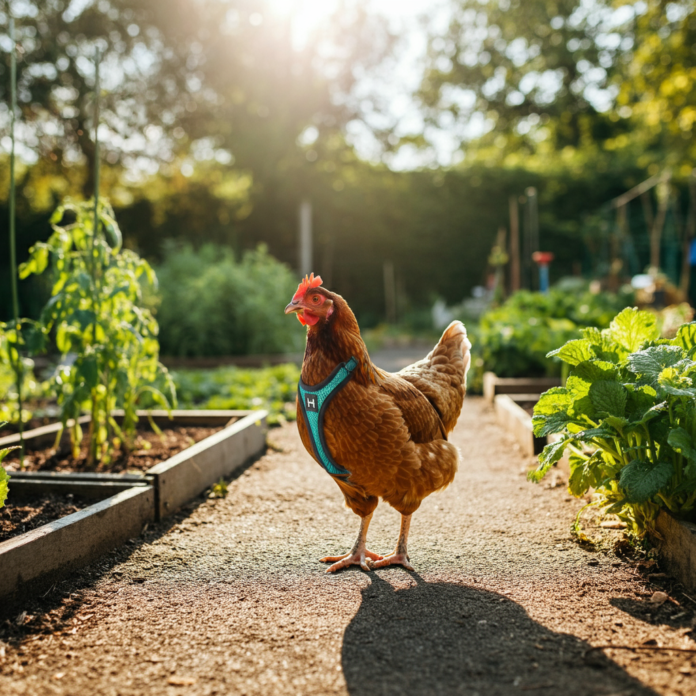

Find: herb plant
20;200;175;465
529;307;696;535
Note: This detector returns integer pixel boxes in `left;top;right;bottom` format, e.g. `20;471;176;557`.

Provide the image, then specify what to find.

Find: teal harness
298;357;358;478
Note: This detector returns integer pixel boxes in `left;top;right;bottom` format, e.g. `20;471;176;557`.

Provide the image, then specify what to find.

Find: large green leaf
667;427;696;463
533;388;572;416
574;427;616;441
625;384;658;421
527;437;570;482
547;339;594;366
673;322;696;352
568;451;604;497
609;308;658;353
589;380;627;417
627;345;684;382
619;459;674;503
571;360;619;384
532;411;573;437
657;366;696;397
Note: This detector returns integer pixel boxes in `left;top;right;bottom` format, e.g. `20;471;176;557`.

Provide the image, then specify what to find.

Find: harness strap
298;357;358;477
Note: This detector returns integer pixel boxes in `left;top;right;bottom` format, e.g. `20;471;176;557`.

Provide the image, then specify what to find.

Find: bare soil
1;398;695;695
0;494;87;543
3;426;221;475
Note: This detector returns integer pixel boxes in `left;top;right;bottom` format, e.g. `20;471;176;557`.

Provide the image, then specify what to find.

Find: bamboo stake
8;17;24;468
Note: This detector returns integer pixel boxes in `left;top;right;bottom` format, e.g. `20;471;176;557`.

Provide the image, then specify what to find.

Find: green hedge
154;243;305;357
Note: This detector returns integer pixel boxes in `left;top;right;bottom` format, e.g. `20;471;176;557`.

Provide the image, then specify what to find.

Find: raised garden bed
488;376;696;594
654;511;696;594
493;393;546;457
483;371;561;403
0;409;267;599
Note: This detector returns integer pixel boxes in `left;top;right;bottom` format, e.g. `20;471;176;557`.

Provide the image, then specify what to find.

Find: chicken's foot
368;514;414;571
320;512;382;572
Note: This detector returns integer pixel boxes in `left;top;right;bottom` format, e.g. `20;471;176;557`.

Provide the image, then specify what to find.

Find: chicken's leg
320;512;383;573
368;514;414;571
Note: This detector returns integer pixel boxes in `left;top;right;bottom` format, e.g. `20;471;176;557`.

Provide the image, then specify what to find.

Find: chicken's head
284;273;335;327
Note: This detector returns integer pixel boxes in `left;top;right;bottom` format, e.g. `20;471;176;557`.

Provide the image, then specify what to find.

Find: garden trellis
581;171;696;294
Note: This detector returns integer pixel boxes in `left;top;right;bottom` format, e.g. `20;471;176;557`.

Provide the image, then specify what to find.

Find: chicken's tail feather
438;320;472;379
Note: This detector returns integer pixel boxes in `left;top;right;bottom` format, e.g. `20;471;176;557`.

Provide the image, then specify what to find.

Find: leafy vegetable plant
172;363;299;425
529;307;696;535
20;200;175;465
0;423;18;509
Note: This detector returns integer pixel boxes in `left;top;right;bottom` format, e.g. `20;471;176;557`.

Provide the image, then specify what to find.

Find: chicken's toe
368;553;414;571
320;549;383;573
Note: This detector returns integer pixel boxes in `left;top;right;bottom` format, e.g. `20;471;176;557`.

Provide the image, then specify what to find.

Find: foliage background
2;0;696;345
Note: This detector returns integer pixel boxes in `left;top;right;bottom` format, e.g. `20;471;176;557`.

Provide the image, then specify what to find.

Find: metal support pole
8;17;24;466
299;199;312;277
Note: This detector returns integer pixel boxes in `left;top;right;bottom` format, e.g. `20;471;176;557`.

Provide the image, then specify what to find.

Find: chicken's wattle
298;310;320;326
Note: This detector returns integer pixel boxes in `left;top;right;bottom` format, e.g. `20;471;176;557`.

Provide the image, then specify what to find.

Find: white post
299;199;313;277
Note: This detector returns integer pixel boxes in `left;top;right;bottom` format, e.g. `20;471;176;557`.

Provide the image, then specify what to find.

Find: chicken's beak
285;301;301;315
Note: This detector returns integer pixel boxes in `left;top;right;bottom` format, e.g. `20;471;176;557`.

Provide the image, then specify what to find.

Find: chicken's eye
311;295;322;305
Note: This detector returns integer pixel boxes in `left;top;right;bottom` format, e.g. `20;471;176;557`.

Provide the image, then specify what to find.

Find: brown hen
285;274;471;572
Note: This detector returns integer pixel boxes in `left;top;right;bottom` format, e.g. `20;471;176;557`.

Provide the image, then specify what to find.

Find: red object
532;251;554;266
292;273;323;302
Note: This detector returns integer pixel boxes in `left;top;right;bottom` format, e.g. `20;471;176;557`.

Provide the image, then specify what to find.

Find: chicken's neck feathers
301;296;376;387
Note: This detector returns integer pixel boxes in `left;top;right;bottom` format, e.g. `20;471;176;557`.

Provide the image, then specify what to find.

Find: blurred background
1;0;696;375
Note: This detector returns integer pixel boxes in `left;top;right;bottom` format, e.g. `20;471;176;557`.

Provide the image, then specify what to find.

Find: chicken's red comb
292;273;323;302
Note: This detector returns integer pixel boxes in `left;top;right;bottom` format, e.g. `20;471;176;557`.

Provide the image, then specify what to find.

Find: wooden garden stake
8;17;24;468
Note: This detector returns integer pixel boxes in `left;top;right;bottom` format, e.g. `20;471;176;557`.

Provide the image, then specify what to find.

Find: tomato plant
20;199;176;465
0;422;17;509
529;307;696;536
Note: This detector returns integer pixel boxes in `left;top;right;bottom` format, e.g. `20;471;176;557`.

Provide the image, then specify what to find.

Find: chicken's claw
367;553;414;572
320;548;383;573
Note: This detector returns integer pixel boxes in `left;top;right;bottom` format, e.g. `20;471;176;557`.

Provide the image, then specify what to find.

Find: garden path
1;398;695;695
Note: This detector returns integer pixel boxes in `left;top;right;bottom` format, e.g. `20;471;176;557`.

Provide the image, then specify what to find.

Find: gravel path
1;398;695;695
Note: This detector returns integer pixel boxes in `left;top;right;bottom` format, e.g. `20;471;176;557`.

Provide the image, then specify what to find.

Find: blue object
690;239;696;266
539;265;550;293
298;357;358;478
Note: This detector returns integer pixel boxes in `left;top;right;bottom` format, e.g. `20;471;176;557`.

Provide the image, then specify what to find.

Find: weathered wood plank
149;411;268;519
483;372;561;403
8;479;150;500
655;511;696;593
0;486;154;599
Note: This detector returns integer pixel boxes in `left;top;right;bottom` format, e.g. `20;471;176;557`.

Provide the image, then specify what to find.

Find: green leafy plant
19;200;175;465
172;363;299;425
209;478;229;499
0;422;18;509
529;307;696;536
461;284;635;393
152;242;305;357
